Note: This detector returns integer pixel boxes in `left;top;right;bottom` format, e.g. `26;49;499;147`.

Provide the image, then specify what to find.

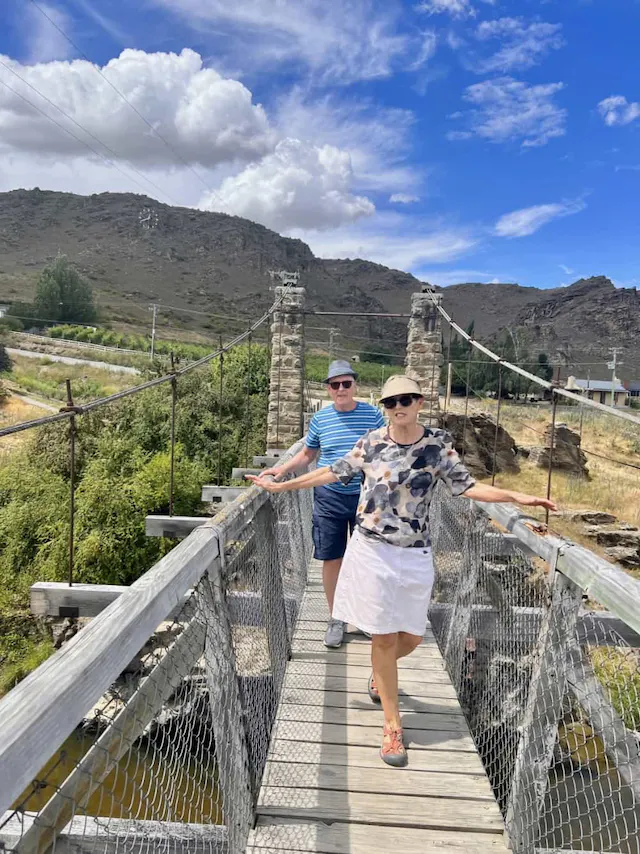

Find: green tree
33;256;97;324
0;343;12;373
440;324;554;400
359;346;395;365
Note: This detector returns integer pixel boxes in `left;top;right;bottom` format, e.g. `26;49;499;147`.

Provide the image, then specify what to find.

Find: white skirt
332;528;435;637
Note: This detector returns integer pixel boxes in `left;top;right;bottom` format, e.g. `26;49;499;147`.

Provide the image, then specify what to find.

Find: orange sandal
380;723;408;767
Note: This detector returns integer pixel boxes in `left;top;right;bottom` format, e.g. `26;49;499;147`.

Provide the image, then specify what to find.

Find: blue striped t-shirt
306;402;385;495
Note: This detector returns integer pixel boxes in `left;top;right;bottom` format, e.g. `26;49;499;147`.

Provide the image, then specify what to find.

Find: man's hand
257;466;284;481
245;474;284;493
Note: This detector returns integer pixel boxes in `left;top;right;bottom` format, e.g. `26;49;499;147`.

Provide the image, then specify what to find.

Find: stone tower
405;289;442;422
266;275;306;450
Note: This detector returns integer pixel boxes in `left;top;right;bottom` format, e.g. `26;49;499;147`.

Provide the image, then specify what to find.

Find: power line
0;59;182;207
0;277;297;436
424;289;640;428
306;340;405;363
27;0;222;203
0;77;176;204
450;365;640;473
155;303;258;323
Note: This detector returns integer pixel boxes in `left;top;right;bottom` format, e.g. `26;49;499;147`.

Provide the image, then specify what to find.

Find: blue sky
0;0;638;289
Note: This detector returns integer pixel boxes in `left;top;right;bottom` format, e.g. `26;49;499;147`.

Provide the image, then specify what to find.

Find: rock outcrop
554;509;640;570
440;412;520;479
529;423;589;478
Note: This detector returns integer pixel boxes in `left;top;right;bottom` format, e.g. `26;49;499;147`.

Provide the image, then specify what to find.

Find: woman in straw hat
247;374;556;768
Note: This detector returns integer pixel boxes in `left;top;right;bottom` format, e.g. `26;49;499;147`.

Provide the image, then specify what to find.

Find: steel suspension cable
421;288;640;427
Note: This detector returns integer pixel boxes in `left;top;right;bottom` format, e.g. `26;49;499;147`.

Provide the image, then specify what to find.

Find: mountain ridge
0;189;637;380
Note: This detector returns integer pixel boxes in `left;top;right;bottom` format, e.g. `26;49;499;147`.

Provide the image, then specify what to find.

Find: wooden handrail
0;436;307;816
0;526;221;816
474;500;640;636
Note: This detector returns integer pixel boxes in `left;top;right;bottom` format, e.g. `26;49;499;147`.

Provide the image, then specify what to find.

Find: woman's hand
512;492;558;512
245;474;284;493
464;483;558;512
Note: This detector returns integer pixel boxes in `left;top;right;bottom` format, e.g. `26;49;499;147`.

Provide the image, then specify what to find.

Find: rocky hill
0;189;637;379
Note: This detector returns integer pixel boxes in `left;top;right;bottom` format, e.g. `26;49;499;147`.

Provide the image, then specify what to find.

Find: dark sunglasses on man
328;380;354;390
382;394;420;409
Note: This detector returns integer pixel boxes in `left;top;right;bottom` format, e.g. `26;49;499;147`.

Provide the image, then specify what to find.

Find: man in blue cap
258;359;384;647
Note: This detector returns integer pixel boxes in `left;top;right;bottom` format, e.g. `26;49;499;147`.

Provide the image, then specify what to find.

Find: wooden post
200;563;252;853
504;562;582;852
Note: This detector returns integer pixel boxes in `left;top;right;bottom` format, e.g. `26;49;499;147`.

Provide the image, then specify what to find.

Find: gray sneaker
324;618;346;648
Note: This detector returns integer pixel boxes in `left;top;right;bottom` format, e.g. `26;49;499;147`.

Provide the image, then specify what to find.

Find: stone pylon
266;284;306;450
405;290;442;421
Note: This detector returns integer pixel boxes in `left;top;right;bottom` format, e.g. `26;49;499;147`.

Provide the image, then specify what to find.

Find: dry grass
0;357;137;454
0;395;51;453
448;395;640;556
0;394;46;425
8;354;136;403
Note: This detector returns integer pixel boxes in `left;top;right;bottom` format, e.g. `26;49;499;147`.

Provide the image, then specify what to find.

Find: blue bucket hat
324;359;358;383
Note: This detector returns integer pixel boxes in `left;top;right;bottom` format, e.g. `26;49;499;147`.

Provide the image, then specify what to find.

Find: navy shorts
312;485;359;561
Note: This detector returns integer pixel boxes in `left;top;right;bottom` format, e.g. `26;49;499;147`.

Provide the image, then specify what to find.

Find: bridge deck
247;561;509;853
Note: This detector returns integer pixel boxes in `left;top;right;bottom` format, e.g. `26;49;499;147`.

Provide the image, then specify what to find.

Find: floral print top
330;426;475;548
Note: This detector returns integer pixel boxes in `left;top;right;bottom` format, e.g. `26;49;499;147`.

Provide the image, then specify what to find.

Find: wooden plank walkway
247;561;509;854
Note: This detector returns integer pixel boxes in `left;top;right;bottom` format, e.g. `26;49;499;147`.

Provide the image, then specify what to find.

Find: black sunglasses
382;394;419;409
328;380;354;390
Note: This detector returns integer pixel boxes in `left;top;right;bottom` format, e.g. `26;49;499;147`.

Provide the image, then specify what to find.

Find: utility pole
328;327;339;363
150;304;158;360
607;347;623;407
445;361;453;413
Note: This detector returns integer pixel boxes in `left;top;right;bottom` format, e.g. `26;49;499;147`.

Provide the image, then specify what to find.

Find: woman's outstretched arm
246;466;338;493
464;483;557;512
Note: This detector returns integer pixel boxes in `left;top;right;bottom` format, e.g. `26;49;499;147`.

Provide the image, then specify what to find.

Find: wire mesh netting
0;482;312;854
429;483;640;854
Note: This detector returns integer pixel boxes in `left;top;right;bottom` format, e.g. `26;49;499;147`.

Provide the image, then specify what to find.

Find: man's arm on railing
247;465;336;492
258;445;319;481
464;483;557;511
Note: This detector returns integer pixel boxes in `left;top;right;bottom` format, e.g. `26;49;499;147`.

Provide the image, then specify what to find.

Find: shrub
0;343;13;373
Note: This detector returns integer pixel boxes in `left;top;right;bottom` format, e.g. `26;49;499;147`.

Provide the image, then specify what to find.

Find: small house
565;376;628;407
625;381;640;400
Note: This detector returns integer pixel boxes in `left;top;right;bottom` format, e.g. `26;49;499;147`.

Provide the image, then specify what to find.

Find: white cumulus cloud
416;268;503;286
448;77;566;147
495;199;586;238
274;89;422;195
390;193;420;203
598;95;640;127
416;0;476;18
474;17;564;73
0;48;274;168
416;0;495;18
200;139;375;232
296;212;478;269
